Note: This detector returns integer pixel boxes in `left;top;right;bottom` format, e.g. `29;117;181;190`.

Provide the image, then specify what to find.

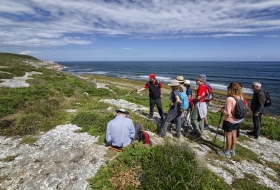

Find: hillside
0;53;280;190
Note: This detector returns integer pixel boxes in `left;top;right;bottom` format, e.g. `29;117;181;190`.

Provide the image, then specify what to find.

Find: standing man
190;74;207;139
137;73;164;121
106;109;135;149
247;82;266;139
201;74;212;130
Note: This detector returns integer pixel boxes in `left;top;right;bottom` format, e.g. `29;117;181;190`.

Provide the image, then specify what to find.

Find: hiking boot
249;135;258;140
189;132;201;141
173;133;180;139
204;124;209;130
230;150;235;156
246;131;254;135
218;151;231;158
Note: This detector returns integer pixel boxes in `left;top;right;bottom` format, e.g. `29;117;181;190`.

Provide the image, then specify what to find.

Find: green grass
20;136;39;145
232;173;273;190
90;142;230;190
71;111;113;144
0;155;18;162
0;53;111;136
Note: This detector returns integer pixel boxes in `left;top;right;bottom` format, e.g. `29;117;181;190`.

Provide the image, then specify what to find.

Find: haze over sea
59;61;280;116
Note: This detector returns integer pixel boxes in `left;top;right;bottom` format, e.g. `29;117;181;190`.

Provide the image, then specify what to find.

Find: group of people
105;73;267;157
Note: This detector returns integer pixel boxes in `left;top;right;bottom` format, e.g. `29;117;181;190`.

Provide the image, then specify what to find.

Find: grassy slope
0;53;279;189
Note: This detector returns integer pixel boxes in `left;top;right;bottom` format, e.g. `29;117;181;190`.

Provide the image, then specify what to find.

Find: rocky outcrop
23;60;64;70
0;125;107;190
0;71;42;88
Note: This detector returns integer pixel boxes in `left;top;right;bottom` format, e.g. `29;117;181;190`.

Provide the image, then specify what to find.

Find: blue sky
1;0;280;61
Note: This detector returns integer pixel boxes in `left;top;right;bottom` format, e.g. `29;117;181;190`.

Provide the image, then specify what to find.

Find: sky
1;0;280;61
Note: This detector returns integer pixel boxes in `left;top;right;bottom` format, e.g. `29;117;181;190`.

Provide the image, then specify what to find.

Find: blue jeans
161;112;182;137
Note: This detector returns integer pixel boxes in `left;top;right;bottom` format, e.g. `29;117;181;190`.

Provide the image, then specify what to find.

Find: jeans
161;111;182;137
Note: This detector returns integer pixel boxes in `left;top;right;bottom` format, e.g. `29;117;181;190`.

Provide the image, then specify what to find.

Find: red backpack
138;129;151;146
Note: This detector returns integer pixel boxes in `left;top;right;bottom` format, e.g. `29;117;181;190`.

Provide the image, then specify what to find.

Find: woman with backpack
218;82;245;158
160;80;182;138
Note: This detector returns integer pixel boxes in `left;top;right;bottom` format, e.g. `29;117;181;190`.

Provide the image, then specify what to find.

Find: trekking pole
125;89;137;97
214;112;223;143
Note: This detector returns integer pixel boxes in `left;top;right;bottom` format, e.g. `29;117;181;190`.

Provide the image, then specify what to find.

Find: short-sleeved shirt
170;90;180;114
197;84;207;102
186;87;192;97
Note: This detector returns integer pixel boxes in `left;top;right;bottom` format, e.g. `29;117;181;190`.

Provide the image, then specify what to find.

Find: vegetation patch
71;111;113;144
265;161;280;176
20;136;39;145
232;172;273;190
0;155;18;162
90;142;230;190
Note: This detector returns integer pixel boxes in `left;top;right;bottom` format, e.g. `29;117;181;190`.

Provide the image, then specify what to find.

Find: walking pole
214;112;223;143
125;89;137;97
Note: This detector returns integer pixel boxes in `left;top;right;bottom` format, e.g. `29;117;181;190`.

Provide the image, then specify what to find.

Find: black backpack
232;96;247;119
263;90;271;107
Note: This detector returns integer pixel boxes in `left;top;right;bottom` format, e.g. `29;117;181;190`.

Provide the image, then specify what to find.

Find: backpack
205;83;213;101
232;96;247;119
137;129;151;145
178;92;189;111
263;90;271;107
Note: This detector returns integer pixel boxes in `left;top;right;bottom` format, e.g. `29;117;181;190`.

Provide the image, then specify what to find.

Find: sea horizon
58;61;280;116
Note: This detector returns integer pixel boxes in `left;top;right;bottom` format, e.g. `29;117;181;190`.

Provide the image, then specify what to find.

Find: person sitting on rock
105;108;135;149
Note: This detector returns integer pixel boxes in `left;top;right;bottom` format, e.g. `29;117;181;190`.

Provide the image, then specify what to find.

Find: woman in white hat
160;80;182;138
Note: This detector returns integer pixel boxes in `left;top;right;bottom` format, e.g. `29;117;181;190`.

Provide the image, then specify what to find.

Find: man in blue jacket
106;109;135;148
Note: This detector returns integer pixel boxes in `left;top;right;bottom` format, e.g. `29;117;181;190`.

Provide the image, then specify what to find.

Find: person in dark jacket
247;82;266;139
137;73;163;121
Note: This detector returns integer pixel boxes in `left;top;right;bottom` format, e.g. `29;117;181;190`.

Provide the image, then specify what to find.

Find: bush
90;143;230;190
71;111;113;144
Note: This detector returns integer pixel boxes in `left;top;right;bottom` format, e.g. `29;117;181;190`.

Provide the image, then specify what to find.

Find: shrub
90;143;230;190
71;111;113;144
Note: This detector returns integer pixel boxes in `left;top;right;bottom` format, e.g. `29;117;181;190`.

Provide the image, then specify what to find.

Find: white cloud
264;35;279;38
123;48;132;50
1;0;280;47
19;50;44;57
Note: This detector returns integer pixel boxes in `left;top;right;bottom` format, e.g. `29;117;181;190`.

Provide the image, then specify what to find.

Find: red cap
149;73;155;79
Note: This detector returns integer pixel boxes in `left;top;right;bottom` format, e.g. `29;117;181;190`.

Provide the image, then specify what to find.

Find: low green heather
232;173;273;190
90;142;230;190
0;53;111;136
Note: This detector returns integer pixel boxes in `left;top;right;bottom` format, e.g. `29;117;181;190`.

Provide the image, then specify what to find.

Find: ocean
58;61;280;116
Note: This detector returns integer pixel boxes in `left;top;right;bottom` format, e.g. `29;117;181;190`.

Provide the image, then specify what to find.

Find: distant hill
0;52;39;60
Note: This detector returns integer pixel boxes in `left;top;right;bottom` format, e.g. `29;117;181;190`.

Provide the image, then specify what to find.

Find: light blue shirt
106;116;135;147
